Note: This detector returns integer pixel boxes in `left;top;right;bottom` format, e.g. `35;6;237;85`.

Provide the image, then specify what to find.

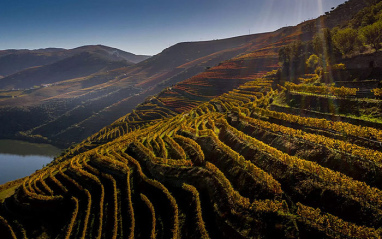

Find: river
0;140;62;185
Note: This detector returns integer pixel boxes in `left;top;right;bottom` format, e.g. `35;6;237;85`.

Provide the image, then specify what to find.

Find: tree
278;46;291;66
361;20;382;51
312;34;323;56
306;54;320;70
332;28;361;56
289;40;303;60
313;28;337;64
278;40;304;66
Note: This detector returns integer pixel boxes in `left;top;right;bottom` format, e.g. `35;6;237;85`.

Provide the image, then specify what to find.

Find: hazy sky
0;0;347;55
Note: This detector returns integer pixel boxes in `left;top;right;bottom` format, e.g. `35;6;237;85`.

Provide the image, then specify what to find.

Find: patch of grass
356;114;382;124
0;90;24;98
359;106;382;120
271;91;289;107
0;185;18;201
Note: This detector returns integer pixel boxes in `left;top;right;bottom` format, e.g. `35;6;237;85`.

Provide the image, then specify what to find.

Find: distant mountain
0;51;132;90
68;45;151;64
0;45;150;77
0;49;67;77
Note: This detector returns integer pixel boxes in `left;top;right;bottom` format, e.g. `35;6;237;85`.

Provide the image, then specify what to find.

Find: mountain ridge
0;45;150;78
0;51;133;90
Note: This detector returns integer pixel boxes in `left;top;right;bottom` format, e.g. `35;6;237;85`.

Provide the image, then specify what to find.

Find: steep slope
0;1;373;149
82;24;312;148
1;77;381;238
0;32;285;147
82;0;377;150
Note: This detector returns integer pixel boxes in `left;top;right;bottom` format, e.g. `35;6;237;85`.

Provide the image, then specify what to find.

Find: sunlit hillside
1;75;382;238
0;33;285;148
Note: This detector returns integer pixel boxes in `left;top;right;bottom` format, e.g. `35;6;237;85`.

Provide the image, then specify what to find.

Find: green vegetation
332;27;362;56
361;20;382;51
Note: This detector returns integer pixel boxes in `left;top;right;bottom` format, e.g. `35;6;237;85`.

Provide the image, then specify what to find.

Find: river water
0;140;62;185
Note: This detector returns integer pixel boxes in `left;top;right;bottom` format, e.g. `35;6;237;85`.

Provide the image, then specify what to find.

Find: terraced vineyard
1;75;382;238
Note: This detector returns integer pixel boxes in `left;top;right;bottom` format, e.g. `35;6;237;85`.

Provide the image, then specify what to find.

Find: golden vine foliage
140;194;157;239
296;203;379;239
182;183;210;239
285;82;359;97
0;216;17;239
65;197;79;239
253;107;382;141
3;75;382;239
371;88;382;97
239;114;382;164
219;117;382;206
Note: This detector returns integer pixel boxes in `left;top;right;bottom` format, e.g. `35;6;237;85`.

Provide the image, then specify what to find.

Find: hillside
0;30;290;147
0;0;373;148
1;76;382;238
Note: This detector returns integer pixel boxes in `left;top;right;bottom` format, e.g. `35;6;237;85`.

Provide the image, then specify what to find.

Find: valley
0;140;61;184
0;35;281;148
